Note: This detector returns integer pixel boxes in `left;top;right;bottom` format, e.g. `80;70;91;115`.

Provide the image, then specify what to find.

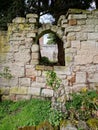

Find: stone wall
0;9;98;101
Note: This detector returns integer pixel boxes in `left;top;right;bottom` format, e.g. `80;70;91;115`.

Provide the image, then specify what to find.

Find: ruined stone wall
0;9;98;101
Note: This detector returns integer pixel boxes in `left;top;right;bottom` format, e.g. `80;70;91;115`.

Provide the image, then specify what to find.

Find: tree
0;0;25;30
95;0;98;8
0;0;95;30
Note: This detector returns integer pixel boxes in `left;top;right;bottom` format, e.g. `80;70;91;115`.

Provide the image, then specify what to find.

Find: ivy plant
46;70;61;90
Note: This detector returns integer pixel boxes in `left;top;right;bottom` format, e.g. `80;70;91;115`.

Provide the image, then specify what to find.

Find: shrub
65;88;98;121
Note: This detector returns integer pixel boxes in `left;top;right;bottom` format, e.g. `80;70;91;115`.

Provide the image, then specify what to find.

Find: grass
0;99;51;130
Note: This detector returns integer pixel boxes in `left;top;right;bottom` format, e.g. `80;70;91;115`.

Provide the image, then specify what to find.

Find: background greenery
0;0;97;30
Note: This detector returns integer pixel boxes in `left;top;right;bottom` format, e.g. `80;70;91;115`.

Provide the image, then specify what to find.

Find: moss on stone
87;118;98;129
65;56;71;63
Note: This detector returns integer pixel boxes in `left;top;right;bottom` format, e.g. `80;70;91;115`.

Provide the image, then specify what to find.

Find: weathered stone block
0;87;10;94
76;72;87;83
28;87;41;96
88;33;98;40
71;40;80;49
88;73;98;82
35;65;45;70
26;68;37;77
31;82;46;88
14;50;30;63
77;20;86;25
68;14;87;20
29;18;36;23
12;17;25;23
41;88;53;97
10;87;28;94
68;19;77;26
26;14;38;18
66;26;81;32
31;60;39;65
54;66;71;75
76;32;87;40
65;41;71;48
16;95;31;100
36;77;46;83
19;78;31;87
10;63;24;77
32;53;39;60
82;25;95;32
93;55;98;63
75;55;93;65
81;41;96;50
27;32;36;38
31;44;39;52
67;32;76;41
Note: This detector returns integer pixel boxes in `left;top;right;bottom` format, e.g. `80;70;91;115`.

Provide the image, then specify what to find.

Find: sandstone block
93;55;98;63
26;68;37;77
10;87;28;94
16;95;31;100
50;25;58;32
31;82;45;88
0;87;10;94
88;73;98;82
27;32;36;38
10;63;24;77
12;17;25;23
76;32;87;40
82;25;95;32
19;78;31;87
36;77;46;83
68;14;87;20
77;20;86;25
35;65;45;70
29;18;36;23
81;41;96;50
76;72;87;83
88;33;98;40
86;19;98;25
66;26;81;32
75;55;93;65
31;60;39;65
71;40;80;49
31;44;39;52
14;49;30;63
28;87;41;96
41;88;53;97
68;19;77;26
67;32;76;41
72;84;87;92
2;95;10;100
32;53;39;60
65;41;71;48
26;14;38;18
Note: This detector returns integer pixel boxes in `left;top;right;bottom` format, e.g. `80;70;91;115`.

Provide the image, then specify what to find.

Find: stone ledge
35;65;53;71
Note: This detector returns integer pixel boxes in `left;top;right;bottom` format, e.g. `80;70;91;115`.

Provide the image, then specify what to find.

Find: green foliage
0;99;51;130
47;33;57;45
87;118;98;129
65;89;98;121
0;67;13;80
39;56;57;66
0;0;95;30
46;71;61;90
39;56;50;66
49;109;63;126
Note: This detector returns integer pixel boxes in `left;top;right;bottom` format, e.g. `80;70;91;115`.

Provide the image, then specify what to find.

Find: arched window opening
38;32;65;66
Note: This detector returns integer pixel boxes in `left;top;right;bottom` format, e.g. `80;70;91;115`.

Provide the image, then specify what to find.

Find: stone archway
35;24;65;66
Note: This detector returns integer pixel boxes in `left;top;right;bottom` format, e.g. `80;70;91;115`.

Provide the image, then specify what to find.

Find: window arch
35;29;65;66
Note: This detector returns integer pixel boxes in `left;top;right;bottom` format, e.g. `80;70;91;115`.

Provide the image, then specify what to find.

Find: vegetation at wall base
0;89;98;130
